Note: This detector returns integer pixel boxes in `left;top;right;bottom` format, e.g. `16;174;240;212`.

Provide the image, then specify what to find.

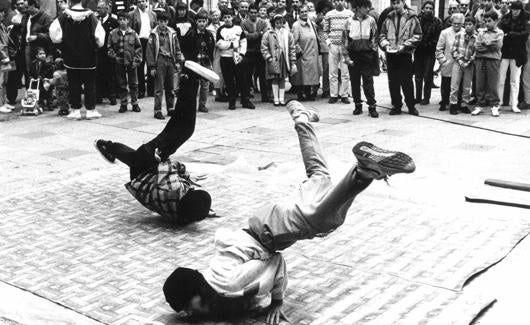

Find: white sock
272;84;279;102
279;87;285;102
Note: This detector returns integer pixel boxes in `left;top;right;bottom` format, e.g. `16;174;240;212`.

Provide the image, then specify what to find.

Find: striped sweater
323;9;353;46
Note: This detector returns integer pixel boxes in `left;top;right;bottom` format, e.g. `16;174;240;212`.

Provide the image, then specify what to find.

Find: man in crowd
50;0;105;119
444;0;460;28
475;0;500;28
96;1;118;106
22;0;52;84
233;0;248;25
4;0;27;112
379;0;421;116
188;0;205;24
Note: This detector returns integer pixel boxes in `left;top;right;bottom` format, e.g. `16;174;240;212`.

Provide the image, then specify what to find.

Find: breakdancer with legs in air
163;100;416;323
94;61;218;224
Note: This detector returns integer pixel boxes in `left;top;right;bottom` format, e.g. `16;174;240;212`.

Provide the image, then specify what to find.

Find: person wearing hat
146;11;184;120
162;100;416;324
94;62;217;225
497;0;528;113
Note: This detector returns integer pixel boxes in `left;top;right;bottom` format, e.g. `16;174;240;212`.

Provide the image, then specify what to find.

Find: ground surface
1;75;530;325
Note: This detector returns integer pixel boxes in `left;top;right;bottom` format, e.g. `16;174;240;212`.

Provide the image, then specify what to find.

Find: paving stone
43;148;92;160
453;143;496;152
111;121;150;129
15;130;55;139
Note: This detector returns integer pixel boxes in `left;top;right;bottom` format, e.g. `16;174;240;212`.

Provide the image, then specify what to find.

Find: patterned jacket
146;26;183;68
416;12;442;53
107;27;142;67
452;31;477;67
379;8;422;54
125;160;194;221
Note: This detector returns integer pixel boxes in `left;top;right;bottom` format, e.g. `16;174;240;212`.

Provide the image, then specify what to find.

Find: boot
368;106;378;118
353;103;363;115
449;104;458;115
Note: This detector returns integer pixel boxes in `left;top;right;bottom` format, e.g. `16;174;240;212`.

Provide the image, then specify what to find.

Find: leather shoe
389;107;402;115
408;107;419;116
118;105;127;113
109;98;117;105
242;101;255;109
353;104;363;115
132;104;141;112
328;97;338;104
154;111;165;119
341;97;350;104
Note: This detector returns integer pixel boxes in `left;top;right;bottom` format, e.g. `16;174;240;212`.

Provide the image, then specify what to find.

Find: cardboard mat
0;167;527;324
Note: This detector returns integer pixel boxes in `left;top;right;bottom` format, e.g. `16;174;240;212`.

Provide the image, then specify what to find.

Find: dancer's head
176;190;212;224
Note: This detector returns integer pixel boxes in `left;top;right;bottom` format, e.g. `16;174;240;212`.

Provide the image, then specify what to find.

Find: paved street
1;74;530;325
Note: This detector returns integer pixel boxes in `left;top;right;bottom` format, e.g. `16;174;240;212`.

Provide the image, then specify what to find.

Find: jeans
67;68;96;110
475;58;501;106
220;56;249;103
413;51;436;101
198;77;209;108
498;58;521;109
248;120;372;252
0;71;6;106
138;38;154;96
108;74;199;180
386;52;415;109
328;44;350;97
115;63;138;105
348;64;376;106
450;63;474;105
154;56;175;112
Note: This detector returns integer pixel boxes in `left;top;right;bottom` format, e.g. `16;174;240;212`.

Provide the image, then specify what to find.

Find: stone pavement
1;74;530;325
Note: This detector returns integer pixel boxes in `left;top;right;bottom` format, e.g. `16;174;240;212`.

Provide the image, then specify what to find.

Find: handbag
267;57;281;74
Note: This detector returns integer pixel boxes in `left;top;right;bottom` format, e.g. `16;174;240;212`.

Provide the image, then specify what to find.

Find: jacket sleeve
287;32;296;63
242;21;259;41
207;33;215;62
402;16;422;49
133;33;142;65
49;18;62;44
216;27;232;50
342;20;350;61
261;31;271;60
173;32;184;62
35;15;52;43
451;33;459;60
435;30;447;63
145;33;156;68
239;30;247;56
107;31;116;59
379;19;389;49
270;254;287;301
488;30;503;50
370;17;378;51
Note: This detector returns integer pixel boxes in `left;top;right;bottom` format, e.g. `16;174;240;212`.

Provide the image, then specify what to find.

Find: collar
71;3;84;9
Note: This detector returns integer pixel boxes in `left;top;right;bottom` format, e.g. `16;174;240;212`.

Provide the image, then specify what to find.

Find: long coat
261;27;296;80
435;27;458;77
290;19;319;86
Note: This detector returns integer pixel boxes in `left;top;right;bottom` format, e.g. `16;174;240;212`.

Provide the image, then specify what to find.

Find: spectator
497;0;528;113
28;47;53;110
129;0;156;98
450;16;477;114
96;1;119;106
108;11;142;113
323;0;353;104
498;0;510;18
22;0;52;83
436;13;464;113
45;57;68;115
286;0;301;22
4;0;27;112
460;0;472;17
218;0;229;11
444;0;460;28
414;1;442;106
175;2;192;38
343;0;379;117
291;4;319;102
0;8;11;114
216;8;254;110
475;0;500;28
181;10;215;112
9;0;26;25
471;11;504;116
233;0;248;25
50;0;105;120
111;0;131;15
307;1;316;20
153;0;176;26
314;0;333;98
57;0;68;16
241;3;269;102
207;9;228;102
146;11;183;120
261;14;296;106
379;0;421;116
188;0;204;24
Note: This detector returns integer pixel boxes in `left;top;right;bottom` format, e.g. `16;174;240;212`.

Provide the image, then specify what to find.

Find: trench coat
290;19;319;86
261;27;296;80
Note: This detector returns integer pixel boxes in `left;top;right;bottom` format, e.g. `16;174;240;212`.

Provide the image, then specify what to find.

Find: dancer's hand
154;148;162;162
150;68;157;77
266;300;288;325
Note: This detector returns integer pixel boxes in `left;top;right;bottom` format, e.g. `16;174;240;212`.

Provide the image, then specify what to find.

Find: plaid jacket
452;31;477;66
125;160;194;220
107;27;143;66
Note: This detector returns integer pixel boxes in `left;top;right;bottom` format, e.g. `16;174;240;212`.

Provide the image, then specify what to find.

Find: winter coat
0;23;9;61
107;28;143;67
416;12;442;53
290;19;319;86
379;8;422;54
436;27;459;77
343;14;380;76
29;59;53;79
181;28;215;67
21;11;53;58
261;27;296;80
498;11;529;65
146;26;183;69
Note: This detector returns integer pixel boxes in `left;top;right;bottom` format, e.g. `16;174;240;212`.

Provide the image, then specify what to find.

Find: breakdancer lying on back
94;61;219;224
162;100;416;323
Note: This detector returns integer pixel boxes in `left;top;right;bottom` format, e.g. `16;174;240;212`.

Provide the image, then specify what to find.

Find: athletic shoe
286;100;319;122
4;103;15;110
353;141;415;180
491;106;500;117
67;108;82;120
512;106;521;113
0;105;12;113
94;140;115;163
471;107;483;116
184;60;220;84
86;109;102;119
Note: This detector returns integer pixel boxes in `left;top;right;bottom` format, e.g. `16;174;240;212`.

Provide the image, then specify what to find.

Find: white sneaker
491;106;500;117
4;103;15;110
512;106;521;113
67;108;82;120
0;105;12;113
86;109;102;119
471;107;483;116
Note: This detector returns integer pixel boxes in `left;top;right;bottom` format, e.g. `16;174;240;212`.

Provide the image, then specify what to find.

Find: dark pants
386;53;415;109
413;51;435;101
220;56;249;104
440;76;451;106
67;68;96;110
348;65;376;106
138;38;154;96
108;73;199;180
96;55;116;101
6;54;26;104
154;56;175;112
115;63;138;105
245;51;267;100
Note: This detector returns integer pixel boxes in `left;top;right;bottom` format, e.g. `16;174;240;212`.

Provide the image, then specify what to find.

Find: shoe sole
353;142;415;179
286;100;319;122
94;141;115;164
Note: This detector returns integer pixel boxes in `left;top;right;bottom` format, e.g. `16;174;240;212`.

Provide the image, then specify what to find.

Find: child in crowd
29;47;54;111
182;10;215;112
471;11;504;117
450;16;477;115
44;58;69;116
108;11;143;113
146;11;183;120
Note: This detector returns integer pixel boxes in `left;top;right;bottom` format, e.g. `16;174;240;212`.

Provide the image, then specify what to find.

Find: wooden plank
485;179;530;192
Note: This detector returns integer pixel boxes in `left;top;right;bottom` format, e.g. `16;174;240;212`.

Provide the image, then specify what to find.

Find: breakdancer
163;100;416;323
94;62;218;224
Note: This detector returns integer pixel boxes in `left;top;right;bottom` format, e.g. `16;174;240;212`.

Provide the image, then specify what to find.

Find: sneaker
512;106;521;113
119;105;127;113
286;100;319;122
0;105;12;113
353;141;415;180
341;97;350;104
4;103;15;110
353;104;363;115
184;60;220;84
86;109;102;119
491;106;500;117
67;108;82;120
389;107;402;115
471;107;483;116
94;140;116;163
132;104;141;112
368;106;379;118
154;111;165;119
242;101;255;109
328;97;338;104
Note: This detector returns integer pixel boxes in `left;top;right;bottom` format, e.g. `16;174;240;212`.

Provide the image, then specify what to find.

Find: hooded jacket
145;25;183;69
379;8;422;54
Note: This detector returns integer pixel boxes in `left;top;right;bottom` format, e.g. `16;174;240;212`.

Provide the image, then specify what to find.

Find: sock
279;87;285;102
272;84;279;102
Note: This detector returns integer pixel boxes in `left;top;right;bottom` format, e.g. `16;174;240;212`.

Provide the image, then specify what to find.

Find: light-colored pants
198;78;209;108
0;71;6;106
475;58;501;107
450;63;474;105
498;58;521;109
328;44;350;98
